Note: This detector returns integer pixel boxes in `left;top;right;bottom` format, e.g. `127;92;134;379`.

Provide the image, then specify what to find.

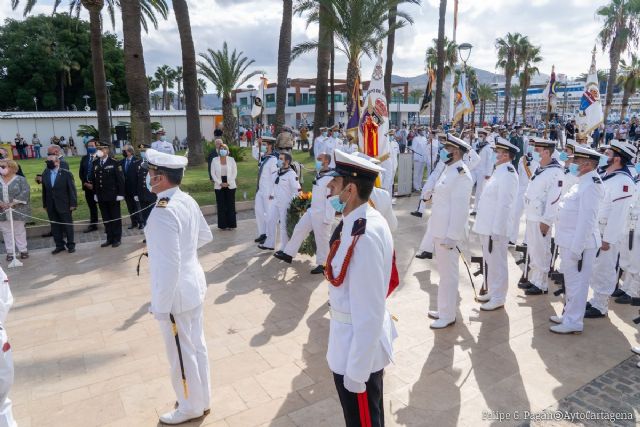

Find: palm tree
426;36;458;77
53;45;81;110
577;69;610;82
155;65;175;110
198;42;262;146
597;0;640;123
173;66;183;109
495;32;529;122
518;44;542;125
510;85;522;123
477;83;495;124
617;54;640;121
410;88;422;103
150;93;161;110
276;0;294;135
197;78;207;110
432;0;447;126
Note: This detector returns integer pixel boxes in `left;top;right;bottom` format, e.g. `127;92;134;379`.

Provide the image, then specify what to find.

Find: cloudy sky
2;0;616;91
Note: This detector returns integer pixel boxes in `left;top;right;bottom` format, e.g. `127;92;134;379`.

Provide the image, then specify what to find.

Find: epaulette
593;176;602;184
507;166;515;173
351;218;366;236
156;197;170;208
457;166;465;175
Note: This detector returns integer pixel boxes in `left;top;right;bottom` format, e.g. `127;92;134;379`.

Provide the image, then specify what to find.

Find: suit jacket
79;154;97;186
135;162;158;204
42;168;77;213
206;149;218;180
120;156;140;196
89;157;125;202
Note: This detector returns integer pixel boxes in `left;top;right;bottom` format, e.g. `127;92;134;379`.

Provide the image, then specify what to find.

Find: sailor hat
138;143;151;150
573;144;605;162
610;139;637;160
327;149;384;181
143;148;188;171
495;137;520;154
529;137;556;149
261;136;276;143
354;152;381;164
476;128;489;135
445;133;471;152
95;141;110;148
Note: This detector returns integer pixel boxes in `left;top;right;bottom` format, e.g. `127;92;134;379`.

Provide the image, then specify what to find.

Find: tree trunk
480;100;485;124
173;0;204;164
313;3;330;138
620;87;632;123
275;0;293;135
384;5;397;105
177;81;182;109
433;0;447;126
346;58;359;116
222;95;236;147
330;38;335;126
85;5;111;146
604;35;623;124
120;0;151;148
521;89;527;125
503;71;512;122
162;84;167;110
512;97;517;123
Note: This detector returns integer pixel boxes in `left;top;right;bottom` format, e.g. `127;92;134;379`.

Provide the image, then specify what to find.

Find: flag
452;70;473;126
251;76;267;119
576;48;604;136
542;65;558;112
419;67;435;115
359;50;389;157
346;73;362;140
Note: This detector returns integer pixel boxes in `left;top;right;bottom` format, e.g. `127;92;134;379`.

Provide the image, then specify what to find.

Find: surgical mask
277;159;284;168
219;149;228;157
46;160;56;169
140;151;146;160
322;132;327;138
87;147;97;155
96;150;105;158
559;152;569;162
489;151;497;164
161;136;166;142
598;156;608;168
315;160;323;170
532;151;541;162
146;174;161;192
569;163;580;176
526;145;534;155
635;163;640;174
439;148;450;163
260;146;267;153
329;196;345;213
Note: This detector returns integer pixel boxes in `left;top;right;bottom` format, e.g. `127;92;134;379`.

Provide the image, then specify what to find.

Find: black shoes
525;285;548;295
410;211;423;218
470;211;477;216
310;265;324;275
518;280;534;289
614;292;631;304
254;234;267;243
112;241;121;248
101;241;112;248
273;251;292;263
83;226;98;233
138;223;145;230
415;251;432;259
584;306;606;318
257;244;274;251
611;288;625;298
51;247;65;255
67;247;76;253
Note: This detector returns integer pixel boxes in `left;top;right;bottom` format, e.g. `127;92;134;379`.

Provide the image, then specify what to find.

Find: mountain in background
391;67;549;89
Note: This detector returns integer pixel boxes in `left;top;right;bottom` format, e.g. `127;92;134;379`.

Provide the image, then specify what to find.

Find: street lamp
83;95;90;111
105;81;114;145
33;97;38;112
457;42;473;67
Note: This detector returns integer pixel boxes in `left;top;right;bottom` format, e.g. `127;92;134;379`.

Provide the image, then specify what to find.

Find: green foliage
227;145;247;162
0;13;128;111
76;125;99;138
286;195;316;256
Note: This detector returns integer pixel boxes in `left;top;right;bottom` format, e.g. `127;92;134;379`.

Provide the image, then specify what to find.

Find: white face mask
96;150;105;158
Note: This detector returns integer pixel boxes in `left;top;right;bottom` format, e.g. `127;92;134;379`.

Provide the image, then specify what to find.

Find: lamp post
105;81;114;146
83;95;90;111
33;97;38;112
457;42;473;128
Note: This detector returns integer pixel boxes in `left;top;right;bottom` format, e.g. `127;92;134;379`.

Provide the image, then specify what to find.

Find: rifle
515;244;531;285
470;255;488;295
456;247;479;301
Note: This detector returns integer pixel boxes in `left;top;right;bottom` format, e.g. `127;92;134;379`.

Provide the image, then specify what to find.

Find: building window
288;94;296;106
240;97;248;106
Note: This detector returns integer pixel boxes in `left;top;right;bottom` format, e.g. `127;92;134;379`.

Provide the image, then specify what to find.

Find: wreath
286;192;316;256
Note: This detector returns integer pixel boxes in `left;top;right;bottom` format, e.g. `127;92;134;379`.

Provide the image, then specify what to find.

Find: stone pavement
4;196;640;426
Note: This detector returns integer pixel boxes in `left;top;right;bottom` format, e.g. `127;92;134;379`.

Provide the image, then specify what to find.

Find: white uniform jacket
327;203;396;383
523;159;564;225
463;148;481;172
475;142;494;179
555;170;604;257
145;187;214;315
430;160;474;241
370;187;397;232
271;168;301;208
313;136;327;158
257;155;278;195
412;136;427;161
151;140;175;155
472;162;519;238
310;172;334;224
598;167;636;244
620;177;640;273
421;160;446;202
517;155;539;192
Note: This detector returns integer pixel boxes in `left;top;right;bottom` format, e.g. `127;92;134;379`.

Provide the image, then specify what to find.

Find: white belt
330;307;352;324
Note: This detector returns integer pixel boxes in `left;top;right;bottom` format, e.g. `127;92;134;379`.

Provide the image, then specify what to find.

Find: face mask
489;151;497;164
146;174;161;192
322;132;327;138
532;151;541;162
598;156;608;168
569;163;580;176
277;159;284;169
260;146;267;153
219;149;228;157
559;152;569;162
46;160;56;169
161;136;166;142
315;160;323;170
439;148;450;163
635;163;640;174
526;146;534;155
140;151;146;160
0;168;7;176
87;147;97;154
96;150;105;158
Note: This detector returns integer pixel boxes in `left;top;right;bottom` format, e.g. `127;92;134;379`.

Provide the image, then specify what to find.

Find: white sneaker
427;310;439;319
430;318;456;329
475;294;491;302
159;410;204;425
480;300;504;311
549;315;563;324
631;346;640;355
549;324;582;335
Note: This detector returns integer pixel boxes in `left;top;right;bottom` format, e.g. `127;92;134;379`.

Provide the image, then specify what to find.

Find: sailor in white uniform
616;165;640;305
254;137;278;244
151;130;176;155
471;130;495;215
509;137;540;244
0;268;16;427
411;128;428;191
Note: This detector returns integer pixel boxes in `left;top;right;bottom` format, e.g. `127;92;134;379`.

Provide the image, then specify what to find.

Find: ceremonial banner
542;66;558;112
576;49;604;136
419;67;435;116
346;73;363;140
452;70;473;126
251;76;268;119
359;51;389;157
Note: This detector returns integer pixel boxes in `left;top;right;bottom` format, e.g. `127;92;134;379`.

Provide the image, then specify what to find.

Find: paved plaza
5;197;640;427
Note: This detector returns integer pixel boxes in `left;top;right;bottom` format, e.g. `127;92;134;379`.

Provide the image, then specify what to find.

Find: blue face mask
598;156;608;168
219;149;228;157
260;146;267;153
635;163;640;174
315;160;323;170
140;151;146;160
329;195;346;213
489;151;497;164
559;152;569;162
569;163;580;176
145;174;152;191
322;132;328;138
439;148;450;162
87;147;97;154
532;151;541;162
277;159;284;169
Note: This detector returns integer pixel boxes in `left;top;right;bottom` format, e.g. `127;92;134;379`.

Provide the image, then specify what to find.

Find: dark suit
120;155;142;226
79;154;99;226
42;168;77;250
135;162;158;226
207;149;218;180
89;157;125;244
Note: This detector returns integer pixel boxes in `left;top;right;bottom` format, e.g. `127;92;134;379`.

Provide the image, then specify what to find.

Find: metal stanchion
7;208;22;268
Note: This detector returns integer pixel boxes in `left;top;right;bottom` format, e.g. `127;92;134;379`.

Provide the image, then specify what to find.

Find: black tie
329;220;343;246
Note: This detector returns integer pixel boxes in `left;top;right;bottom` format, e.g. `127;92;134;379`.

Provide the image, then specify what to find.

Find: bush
228;145;247;162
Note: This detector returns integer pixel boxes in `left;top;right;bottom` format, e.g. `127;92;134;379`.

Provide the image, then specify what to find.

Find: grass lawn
19;150;317;223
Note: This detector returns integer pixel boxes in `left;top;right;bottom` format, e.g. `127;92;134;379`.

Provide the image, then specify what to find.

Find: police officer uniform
254;138;278;243
137;144;158;227
550;145;605;334
121;150;142;229
586;140;637;317
522;138;564;295
89;143;126;247
428;134;474;329
262;161;301;251
143;149;213;425
473;138;520;311
324;150;396;427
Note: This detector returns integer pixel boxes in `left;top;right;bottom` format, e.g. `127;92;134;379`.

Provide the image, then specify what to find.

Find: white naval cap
143;148;188;170
354;151;381;164
610;139;637;160
445;133;471;152
572;144;605;162
476;128;489;135
328;149;384;181
528;136;556;148
495;137;520;154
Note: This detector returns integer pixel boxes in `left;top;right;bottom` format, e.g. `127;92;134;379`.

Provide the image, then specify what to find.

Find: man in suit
42;154;77;254
79;140;100;232
89;142;126;248
121;144;143;229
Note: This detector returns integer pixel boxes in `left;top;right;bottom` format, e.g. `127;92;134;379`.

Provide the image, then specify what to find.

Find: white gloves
133;196;139;202
116;196;124;201
440;238;457;250
153;312;170;321
344;375;366;394
94;195;98;202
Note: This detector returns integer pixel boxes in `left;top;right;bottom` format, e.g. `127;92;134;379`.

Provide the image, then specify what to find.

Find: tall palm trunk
521;90;528;125
275;0;293;135
221;95;235;146
177;80;182;109
384;5;397;105
620;85;634;122
512;97;518;123
313;3;330;139
346;58;359;114
120;0;151;147
330;38;335;126
433;0;447;126
604;34;624;123
83;1;111;146
162;84;168;110
480;100;485;123
174;0;203;164
503;71;512;121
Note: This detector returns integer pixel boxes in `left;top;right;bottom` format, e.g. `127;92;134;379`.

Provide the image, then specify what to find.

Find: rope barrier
9;204;155;227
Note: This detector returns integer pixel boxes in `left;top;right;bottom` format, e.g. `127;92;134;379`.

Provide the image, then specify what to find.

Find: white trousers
559;247;597;330
621;271;640;298
283;211;331;265
158;305;210;417
413;161;425;191
525;220;551;291
265;203;289;251
254;192;272;236
509;190;526;243
0;221;27;254
434;237;460;323
418;217;434;253
588;243;620;313
480;235;509;304
619;230;640;297
0;330;16;427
